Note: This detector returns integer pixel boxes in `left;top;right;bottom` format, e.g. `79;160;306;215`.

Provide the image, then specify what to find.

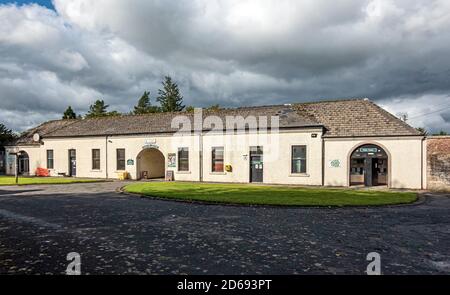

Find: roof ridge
295;98;367;105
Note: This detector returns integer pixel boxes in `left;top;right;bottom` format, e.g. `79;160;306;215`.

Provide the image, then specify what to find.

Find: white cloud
380;94;450;134
0;0;449;132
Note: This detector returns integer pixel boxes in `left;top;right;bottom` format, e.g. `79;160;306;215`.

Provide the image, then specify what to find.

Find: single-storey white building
5;98;427;189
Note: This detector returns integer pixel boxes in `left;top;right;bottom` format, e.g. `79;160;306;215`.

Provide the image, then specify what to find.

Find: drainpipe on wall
421;136;425;190
105;135;109;179
199;131;203;182
321;133;325;187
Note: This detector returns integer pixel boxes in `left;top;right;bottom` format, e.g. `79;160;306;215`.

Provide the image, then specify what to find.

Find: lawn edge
0;179;110;187
118;185;423;209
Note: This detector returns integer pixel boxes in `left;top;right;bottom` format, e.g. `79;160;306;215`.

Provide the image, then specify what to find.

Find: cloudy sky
0;0;449;133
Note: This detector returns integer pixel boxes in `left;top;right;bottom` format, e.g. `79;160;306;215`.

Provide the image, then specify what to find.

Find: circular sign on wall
33;133;40;142
329;159;341;168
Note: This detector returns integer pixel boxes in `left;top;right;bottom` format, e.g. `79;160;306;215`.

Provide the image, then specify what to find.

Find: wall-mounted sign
143;139;158;150
168;153;176;168
359;147;378;153
127;159;134;166
329;159;341;168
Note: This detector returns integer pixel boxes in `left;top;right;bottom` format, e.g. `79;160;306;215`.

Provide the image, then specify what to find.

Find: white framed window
291;145;307;174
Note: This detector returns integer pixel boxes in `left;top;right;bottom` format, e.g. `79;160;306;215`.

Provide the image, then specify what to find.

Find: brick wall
427;136;450;191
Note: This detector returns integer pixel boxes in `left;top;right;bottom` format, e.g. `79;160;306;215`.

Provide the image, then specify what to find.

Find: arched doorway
18;151;30;175
136;148;165;180
350;144;388;187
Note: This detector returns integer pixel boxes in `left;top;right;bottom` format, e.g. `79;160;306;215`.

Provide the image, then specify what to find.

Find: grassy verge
0;176;105;186
124;182;418;207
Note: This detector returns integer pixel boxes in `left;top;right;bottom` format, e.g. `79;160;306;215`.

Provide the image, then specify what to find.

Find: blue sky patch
0;0;54;9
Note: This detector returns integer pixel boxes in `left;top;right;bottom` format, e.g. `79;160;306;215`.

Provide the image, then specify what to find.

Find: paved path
0;182;449;275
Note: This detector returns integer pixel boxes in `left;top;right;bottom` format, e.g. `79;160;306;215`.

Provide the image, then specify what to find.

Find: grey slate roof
295;99;422;137
45;105;320;138
14;98;421;145
13;119;78;146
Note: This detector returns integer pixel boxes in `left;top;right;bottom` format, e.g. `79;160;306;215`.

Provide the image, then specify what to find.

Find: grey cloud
1;1;450;133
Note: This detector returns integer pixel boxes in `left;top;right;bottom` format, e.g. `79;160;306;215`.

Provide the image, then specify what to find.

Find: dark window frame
211;147;224;172
116;149;126;171
178;147;189;172
291;145;307;174
92;149;101;170
46;150;54;169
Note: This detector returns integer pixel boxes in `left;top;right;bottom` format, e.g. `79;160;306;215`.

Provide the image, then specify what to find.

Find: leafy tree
86;100;120;118
62;106;77;119
206;104;221;111
433;130;448;136
133;91;160;114
86;100;108;118
416;127;428;136
157;76;185;112
185;106;195;113
0;123;16;145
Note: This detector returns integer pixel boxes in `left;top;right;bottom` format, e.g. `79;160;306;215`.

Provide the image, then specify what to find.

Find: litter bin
117;171;129;180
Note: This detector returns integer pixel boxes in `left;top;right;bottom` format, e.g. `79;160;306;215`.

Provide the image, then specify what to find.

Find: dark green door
250;147;263;183
69;149;76;177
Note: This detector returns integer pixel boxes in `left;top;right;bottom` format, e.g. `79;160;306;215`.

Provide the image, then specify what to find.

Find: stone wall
427;136;450;191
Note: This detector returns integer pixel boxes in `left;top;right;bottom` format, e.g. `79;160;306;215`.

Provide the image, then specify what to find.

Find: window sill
90;170;102;172
176;171;191;174
289;173;310;177
210;172;226;175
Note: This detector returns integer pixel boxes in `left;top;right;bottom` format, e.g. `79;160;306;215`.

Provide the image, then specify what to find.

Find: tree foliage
133;91;160;114
0;123;16;145
206;104;221;111
62;106;77;119
433;130;448;136
157;76;185;112
86;100;120;118
185;106;195;113
416;127;428;136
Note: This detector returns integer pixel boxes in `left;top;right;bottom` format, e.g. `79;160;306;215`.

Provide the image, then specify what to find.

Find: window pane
92;149;100;170
47;150;54;169
291;146;307;174
117;149;125;170
212;147;224;172
178;148;189;171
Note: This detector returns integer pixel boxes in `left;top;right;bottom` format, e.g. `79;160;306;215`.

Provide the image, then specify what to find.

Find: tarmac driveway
0;182;449;275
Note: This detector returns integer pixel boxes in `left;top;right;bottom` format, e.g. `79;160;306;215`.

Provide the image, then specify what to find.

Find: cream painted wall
105;134;200;181
5;132;425;189
42;137;107;178
324;137;424;189
201;129;323;185
5;146;41;176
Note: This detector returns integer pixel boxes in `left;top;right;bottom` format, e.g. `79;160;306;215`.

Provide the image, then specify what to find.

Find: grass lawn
124;182;418;207
0;176;104;186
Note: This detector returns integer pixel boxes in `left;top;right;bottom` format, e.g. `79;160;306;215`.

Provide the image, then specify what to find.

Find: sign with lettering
143;139;158;150
360;147;378;153
127;159;134;166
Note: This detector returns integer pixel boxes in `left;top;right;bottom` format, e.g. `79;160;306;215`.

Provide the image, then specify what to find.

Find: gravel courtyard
0;182;448;275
